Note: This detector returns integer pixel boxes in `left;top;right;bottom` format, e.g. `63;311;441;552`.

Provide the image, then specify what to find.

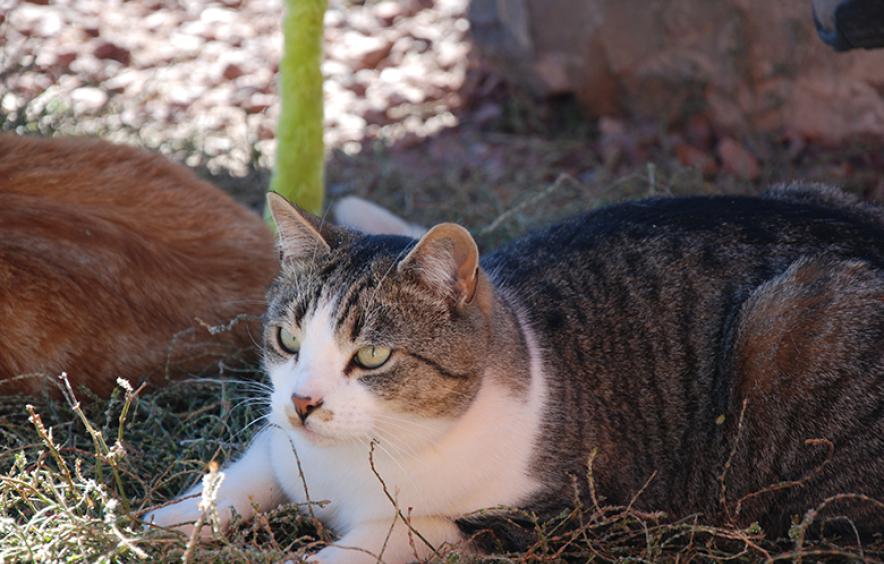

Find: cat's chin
288;421;353;447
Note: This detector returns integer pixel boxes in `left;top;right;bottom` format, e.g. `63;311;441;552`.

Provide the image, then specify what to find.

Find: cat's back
487;187;884;285
481;187;884;532
0;135;268;248
0;135;277;396
484;189;884;392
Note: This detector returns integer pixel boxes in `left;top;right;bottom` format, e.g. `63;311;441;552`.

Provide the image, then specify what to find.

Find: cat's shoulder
539;184;883;239
595;185;883;228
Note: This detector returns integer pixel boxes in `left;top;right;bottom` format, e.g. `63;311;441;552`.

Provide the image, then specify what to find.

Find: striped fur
478;184;884;541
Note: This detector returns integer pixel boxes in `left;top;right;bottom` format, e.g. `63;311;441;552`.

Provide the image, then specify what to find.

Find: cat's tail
332;196;426;238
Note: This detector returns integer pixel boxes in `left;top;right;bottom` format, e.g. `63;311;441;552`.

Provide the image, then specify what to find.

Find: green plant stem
267;0;327;224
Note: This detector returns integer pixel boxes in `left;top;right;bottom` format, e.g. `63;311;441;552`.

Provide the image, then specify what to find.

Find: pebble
717;137;760;180
676;143;718;175
70;86;108;112
222;62;245;81
93;41;131;65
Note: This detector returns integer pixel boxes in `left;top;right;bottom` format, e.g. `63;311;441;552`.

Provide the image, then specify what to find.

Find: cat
146;185;884;563
0;134;278;397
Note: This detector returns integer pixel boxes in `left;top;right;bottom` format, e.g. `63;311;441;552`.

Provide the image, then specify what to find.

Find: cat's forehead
266;233;418;327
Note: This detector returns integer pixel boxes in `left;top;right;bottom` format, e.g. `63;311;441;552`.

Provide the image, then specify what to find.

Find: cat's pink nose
292;393;323;423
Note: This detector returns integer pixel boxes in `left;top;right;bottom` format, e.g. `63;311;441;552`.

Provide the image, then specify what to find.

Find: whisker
236;414;271;440
368;431;423;498
371;413;443;435
182;377;273;391
370;424;426;462
368;430;411;477
230;399;272;412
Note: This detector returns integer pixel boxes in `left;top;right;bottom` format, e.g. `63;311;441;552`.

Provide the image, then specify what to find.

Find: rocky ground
3;0;883;237
2;0;469;188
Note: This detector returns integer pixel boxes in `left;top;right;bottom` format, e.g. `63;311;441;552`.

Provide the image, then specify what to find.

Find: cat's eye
353;345;392;369
276;326;300;355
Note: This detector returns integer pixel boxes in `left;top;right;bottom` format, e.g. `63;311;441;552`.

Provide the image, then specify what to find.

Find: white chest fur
270;362;546;534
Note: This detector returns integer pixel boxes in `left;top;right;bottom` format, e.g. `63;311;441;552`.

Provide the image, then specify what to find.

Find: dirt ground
3;0;884;242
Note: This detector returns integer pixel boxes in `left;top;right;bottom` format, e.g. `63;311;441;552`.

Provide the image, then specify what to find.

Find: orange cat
0;135;278;397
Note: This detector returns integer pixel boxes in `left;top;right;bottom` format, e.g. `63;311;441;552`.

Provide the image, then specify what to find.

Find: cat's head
262;194;493;447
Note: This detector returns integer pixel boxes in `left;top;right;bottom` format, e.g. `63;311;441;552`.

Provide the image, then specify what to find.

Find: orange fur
0;135;278;397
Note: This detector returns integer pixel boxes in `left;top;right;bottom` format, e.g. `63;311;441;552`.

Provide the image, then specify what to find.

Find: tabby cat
0;135;277;396
148;186;884;562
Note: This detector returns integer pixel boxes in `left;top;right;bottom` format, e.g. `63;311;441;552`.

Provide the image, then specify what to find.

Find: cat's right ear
397;223;479;308
266;192;331;262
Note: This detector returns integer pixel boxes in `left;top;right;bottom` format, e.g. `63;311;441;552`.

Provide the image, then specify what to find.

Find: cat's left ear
398;223;479;307
266;193;346;262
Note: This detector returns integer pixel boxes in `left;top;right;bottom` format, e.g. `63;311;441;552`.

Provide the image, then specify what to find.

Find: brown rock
349;81;368;97
717;137;759;180
363;108;389;126
243;93;273;114
356;37;393;70
93;41;131;65
54;51;78;69
676;143;718;175
685;114;714;149
222;63;244;81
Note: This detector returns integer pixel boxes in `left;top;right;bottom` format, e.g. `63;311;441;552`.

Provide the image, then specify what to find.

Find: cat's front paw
305;517;461;564
143;494;226;540
306;545;378;564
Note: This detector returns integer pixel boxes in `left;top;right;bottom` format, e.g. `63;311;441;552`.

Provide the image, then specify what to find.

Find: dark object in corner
813;0;884;50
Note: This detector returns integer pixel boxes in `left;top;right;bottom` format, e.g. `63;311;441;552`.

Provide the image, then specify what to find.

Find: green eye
277;326;300;354
354;345;392;369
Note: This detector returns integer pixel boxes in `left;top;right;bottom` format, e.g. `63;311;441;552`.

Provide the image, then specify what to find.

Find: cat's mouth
286;414;340;445
286;414;312;433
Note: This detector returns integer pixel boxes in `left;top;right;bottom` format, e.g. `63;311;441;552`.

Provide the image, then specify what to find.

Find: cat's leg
311;516;467;564
144;427;284;537
729;256;884;534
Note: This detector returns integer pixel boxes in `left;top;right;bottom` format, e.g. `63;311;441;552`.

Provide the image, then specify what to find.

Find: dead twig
733;438;835;519
367;439;442;561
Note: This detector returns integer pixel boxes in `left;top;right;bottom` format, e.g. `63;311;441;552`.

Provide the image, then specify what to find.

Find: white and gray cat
147;187;884;562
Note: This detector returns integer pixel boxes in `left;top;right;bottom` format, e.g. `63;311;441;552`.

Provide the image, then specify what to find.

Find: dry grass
2;373;883;562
